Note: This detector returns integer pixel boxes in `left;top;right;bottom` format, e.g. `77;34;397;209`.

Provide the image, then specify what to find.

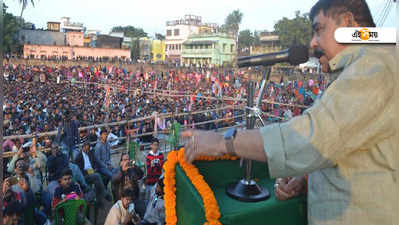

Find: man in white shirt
105;188;140;225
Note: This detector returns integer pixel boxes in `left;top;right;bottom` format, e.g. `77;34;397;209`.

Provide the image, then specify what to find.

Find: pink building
24;44;131;60
66;32;84;47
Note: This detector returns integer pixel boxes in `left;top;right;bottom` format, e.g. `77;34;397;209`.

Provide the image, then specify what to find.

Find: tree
3;3;23;54
155;33;165;40
253;31;261;47
131;38;140;62
224;9;243;66
238;29;254;51
18;0;35;18
224;9;243;36
274;11;312;48
111;26;147;38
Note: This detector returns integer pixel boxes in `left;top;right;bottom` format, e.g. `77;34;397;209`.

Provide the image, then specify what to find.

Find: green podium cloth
175;160;307;225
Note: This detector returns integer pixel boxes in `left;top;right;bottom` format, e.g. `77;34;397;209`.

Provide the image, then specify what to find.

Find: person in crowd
94;129;117;185
144;138;164;200
47;143;89;197
6;158;48;225
112;153;145;216
75;142;113;206
51;168;83;209
104;188;141;225
140;177;165;225
56;111;80;160
2;201;24;225
7;137;47;185
51;168;92;225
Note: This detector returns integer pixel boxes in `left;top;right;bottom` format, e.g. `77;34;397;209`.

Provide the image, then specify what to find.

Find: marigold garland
163;149;239;225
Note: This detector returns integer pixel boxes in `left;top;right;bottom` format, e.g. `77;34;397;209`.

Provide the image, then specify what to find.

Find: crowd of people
2;62;330;225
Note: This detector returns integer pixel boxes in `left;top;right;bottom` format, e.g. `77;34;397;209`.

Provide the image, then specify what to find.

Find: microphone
237;45;309;68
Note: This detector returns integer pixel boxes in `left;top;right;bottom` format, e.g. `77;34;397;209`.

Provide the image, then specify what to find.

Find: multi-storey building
250;31;282;55
60;17;85;33
151;40;166;62
165;15;203;63
181;33;235;67
47;22;61;32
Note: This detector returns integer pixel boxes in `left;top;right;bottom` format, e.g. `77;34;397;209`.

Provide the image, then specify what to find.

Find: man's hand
122;212;135;225
18;178;29;192
181;130;225;163
274;176;306;201
17;147;24;158
120;160;130;172
3;178;11;194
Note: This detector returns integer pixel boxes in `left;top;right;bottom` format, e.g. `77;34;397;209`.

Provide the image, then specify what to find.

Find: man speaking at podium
183;0;398;224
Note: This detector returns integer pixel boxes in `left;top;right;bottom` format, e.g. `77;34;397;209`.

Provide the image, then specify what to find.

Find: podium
175;160;307;225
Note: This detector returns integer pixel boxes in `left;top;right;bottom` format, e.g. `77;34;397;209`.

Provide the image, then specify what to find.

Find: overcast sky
4;0;396;37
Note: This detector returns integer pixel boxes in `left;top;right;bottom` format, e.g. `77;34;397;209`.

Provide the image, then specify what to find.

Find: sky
4;0;397;37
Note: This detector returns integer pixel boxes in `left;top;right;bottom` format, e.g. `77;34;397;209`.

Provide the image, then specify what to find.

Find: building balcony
181;48;215;55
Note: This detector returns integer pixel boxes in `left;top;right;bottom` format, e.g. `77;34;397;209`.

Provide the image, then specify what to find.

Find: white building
165;15;204;63
60;17;85;33
109;32;124;38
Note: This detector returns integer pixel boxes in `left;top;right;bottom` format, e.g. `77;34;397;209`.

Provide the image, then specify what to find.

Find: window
167;30;172;36
174;29;180;36
223;44;227;52
231;44;234;53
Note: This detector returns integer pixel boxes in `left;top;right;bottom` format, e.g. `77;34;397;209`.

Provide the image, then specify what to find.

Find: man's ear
339;12;358;27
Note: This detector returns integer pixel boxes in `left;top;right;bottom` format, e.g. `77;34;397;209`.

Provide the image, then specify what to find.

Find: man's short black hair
60;168;73;178
14;158;27;170
121;188;135;198
310;0;375;27
151;137;159;144
100;129;108;135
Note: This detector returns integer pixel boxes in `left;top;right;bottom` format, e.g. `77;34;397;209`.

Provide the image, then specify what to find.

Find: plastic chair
53;199;88;225
166;121;181;150
23;205;35;225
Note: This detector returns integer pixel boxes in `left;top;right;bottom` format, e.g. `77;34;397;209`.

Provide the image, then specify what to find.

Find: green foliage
3;3;23;53
224;9;243;36
274;10;312;48
155;33;165;40
238;29;254;49
18;0;35;17
131;38;140;61
253;31;261;47
111;25;148;38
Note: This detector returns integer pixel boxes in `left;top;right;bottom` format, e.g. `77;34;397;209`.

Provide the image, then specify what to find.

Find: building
60;17;84;33
151;40;166;62
139;37;152;61
66;32;84;47
96;35;122;49
250;31;282;55
47;22;61;32
18;30;65;46
165;15;203;63
109;32;124;38
181;33;236;67
23;44;130;60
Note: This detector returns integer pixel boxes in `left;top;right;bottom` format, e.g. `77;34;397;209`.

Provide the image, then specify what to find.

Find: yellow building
151;40;165;62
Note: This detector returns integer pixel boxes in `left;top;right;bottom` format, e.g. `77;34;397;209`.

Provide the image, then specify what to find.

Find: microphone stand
226;66;271;202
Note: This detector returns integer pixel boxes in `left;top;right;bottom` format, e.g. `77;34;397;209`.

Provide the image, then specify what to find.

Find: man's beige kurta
260;45;398;225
